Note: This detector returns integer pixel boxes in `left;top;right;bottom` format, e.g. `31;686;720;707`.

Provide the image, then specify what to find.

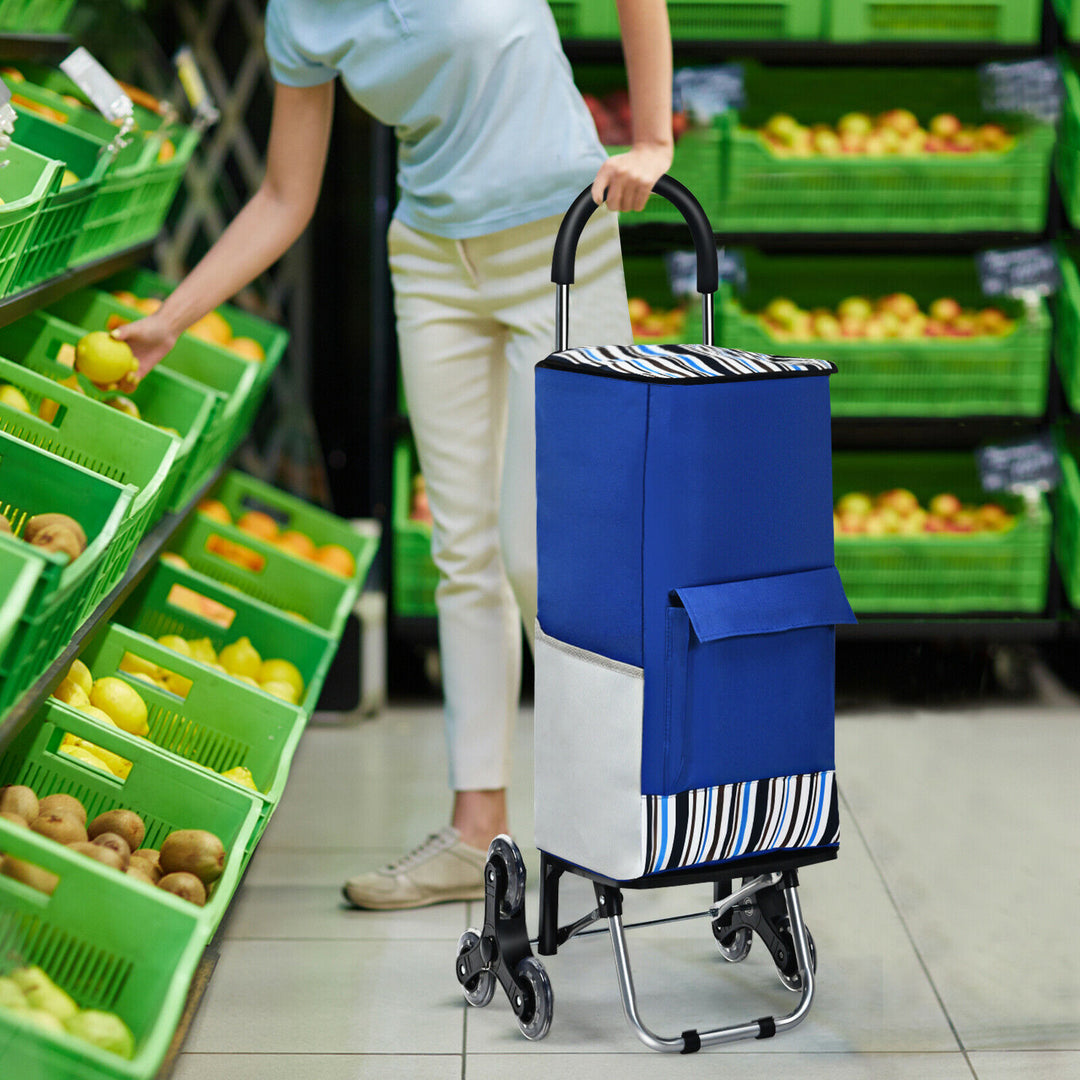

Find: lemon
89;677;149;737
218;636;261;680
119;652;163;681
66;735;131;779
235;674;259;687
187;637;218;664
157;635;193;657
220;765;258;790
53;677;90;709
258;658;304;700
260;679;299;705
59;743;111;772
0;384;31;412
74;331;138;387
66;659;93;698
78;704;119;727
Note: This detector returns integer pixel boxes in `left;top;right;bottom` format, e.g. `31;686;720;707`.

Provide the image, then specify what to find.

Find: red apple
876;488;920;515
929;492;962;517
929;297;962;323
929;113;962;139
878;108;919;136
878;292;920;320
627;297;651;323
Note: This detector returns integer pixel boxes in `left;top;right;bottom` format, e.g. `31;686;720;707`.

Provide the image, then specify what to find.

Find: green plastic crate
47;288;259;469
0;698;263;938
712;250;1051;416
550;0;822;38
202;469;379;584
77;621;305;845
0;431;135;712
0;541;46;695
1056;60;1080;230
1056;432;1080;609
0;354;181;542
0;813;205;1079
392;437;439;618
1052;246;1080;413
832;450;1051;613
717;64;1055;233
1054;0;1080;39
826;0;1041;42
115;558;340;715
9;109;113;286
0;0;74;31
0;140;61;299
166;512;358;637
0;310;223;515
103;267;290;440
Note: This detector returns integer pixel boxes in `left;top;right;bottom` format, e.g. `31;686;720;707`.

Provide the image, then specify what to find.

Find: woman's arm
113;80;335;378
590;0;673;211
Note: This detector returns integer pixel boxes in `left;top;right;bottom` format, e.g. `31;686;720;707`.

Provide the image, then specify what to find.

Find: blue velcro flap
673;566;857;644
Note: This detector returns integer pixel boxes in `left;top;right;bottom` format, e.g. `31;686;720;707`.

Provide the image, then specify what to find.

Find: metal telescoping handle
552;174;718;351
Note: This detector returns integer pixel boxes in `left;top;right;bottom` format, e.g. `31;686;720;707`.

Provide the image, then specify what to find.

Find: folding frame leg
602;870;817;1054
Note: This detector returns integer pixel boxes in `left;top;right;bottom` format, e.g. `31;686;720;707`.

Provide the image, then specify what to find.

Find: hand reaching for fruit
107;314;178;383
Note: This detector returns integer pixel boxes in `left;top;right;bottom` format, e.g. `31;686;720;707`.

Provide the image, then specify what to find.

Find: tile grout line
838;785;980;1080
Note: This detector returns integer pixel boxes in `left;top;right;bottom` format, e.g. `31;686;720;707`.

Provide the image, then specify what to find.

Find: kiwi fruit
126;862;158;886
159;829;225;885
38;793;86;824
0;855;59;895
0;784;38;823
0;811;29;828
27;524;83;561
67;842;125;871
87;808;144;852
30;810;87;845
157;871;207;906
0;515;11;534
91;832;131;869
130;849;161;881
24;513;86;549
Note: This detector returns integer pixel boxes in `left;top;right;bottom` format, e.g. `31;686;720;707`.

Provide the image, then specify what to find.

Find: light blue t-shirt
265;0;609;239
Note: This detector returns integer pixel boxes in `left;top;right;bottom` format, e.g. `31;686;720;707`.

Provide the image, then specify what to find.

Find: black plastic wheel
488;834;526;919
515;956;553;1040
777;926;817;991
457;929;496;1007
714;925;753;963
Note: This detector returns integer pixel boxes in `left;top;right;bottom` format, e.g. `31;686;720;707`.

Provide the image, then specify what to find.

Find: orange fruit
157;138;176;163
134;296;163;316
314;543;356;577
236;510;279;541
197;499;231;525
207;535;265;573
105;313;131;332
187;310;232;346
226;337;265;362
111;290;138;308
275;529;317;560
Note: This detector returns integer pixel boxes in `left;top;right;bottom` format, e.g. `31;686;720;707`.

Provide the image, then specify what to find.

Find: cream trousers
389;207;631;791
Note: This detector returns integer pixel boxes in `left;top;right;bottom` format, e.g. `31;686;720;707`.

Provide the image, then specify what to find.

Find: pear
14;967;78;1021
0;975;27;1009
65;1009;136;1059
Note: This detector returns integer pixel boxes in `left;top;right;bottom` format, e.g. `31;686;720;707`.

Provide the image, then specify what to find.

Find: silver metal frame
555;285;715;352
606;876;815;1053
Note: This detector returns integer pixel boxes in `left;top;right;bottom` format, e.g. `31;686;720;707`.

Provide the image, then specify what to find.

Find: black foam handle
551;174;718;294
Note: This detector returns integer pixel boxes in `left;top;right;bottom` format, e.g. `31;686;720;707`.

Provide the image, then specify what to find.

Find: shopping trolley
454;175;856;1051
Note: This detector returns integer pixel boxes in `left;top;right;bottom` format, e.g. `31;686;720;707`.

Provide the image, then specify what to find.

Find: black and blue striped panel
539;343;837;382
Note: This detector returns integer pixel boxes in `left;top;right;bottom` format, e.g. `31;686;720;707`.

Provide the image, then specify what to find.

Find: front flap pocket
652;566;855;797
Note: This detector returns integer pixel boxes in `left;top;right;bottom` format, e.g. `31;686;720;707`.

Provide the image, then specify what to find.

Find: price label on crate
60;47;132;124
978;58;1063;123
666;249;745;297
673;64;744;122
975;245;1060;299
976;433;1061;494
174;44;220;127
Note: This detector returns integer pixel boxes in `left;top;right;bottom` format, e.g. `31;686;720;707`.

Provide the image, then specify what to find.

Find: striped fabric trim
539;343;836;383
643;770;839;875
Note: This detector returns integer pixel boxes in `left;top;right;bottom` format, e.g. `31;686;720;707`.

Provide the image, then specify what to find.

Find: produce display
834;488;1017;537
0;965;135;1059
0;782;227;907
197;497;358;577
109;290;267;362
755;109;1016;157
751;293;1017;342
0;511;88;562
628;296;687;341
581;89;690;146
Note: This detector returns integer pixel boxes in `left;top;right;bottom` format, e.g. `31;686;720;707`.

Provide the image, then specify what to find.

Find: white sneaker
342;827;487;910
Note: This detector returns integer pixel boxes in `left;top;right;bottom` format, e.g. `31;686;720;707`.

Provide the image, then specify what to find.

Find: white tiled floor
172;648;1080;1079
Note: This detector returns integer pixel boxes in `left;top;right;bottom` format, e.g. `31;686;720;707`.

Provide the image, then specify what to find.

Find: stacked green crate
1052;246;1080;414
392;438;439;618
0;140;62;299
832;451;1052;613
825;0;1042;43
1057;431;1080;608
715;250;1051;416
716;64;1054;233
548;0;823;38
1057;58;1080;229
0;0;74;30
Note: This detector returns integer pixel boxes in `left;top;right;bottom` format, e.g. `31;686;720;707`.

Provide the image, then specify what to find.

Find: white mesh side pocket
534;621;645;881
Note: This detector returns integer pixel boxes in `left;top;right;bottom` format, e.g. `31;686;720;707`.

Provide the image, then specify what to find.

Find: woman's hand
110;312;179;381
591;141;673;212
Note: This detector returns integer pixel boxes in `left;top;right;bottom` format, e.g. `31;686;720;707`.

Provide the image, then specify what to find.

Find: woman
116;0;674;910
